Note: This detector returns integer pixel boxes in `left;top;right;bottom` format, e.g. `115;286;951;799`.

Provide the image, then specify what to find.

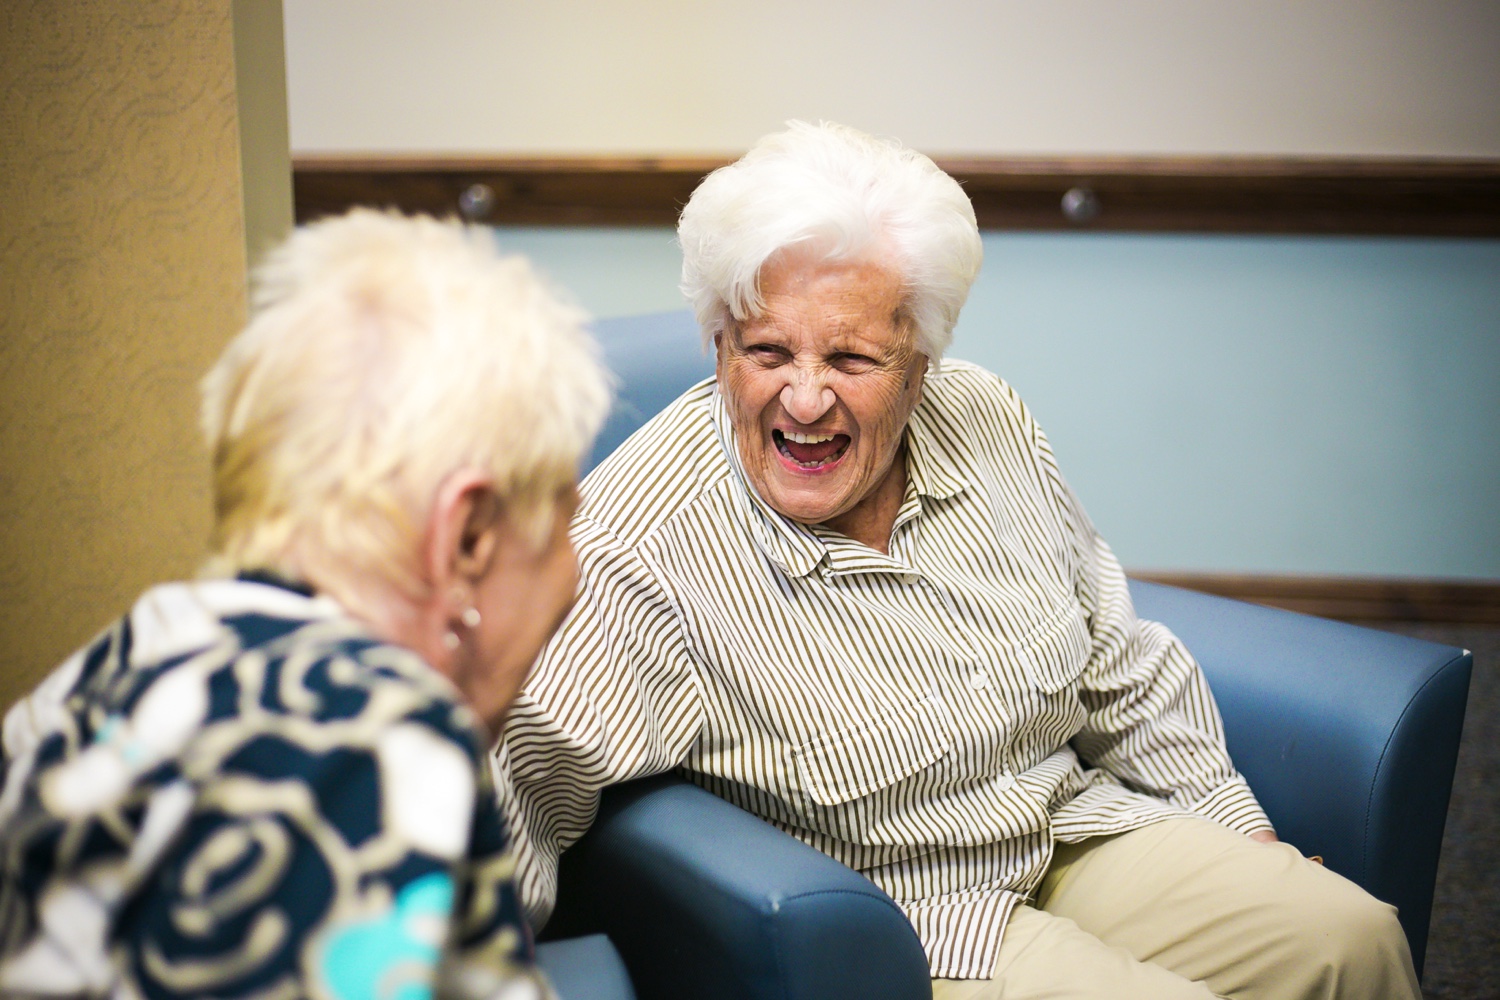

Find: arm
1036;437;1273;836
495;515;706;929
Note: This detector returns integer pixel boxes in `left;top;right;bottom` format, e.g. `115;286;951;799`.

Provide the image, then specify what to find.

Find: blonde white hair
677;121;983;360
200;209;610;612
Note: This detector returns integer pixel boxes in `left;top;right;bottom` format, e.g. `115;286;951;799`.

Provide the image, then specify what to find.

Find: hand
1249;828;1323;864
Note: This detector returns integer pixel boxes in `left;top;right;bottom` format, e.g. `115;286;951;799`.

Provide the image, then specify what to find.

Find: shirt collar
709;375;973;580
903;376;972;502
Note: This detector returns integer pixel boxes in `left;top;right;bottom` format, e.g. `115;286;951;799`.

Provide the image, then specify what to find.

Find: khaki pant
932;816;1421;1000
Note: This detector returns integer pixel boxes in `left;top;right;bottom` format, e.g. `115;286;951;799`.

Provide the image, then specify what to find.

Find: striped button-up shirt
495;360;1271;979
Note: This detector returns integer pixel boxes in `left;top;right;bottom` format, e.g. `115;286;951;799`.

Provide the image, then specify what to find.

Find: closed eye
832;353;877;373
745;344;790;364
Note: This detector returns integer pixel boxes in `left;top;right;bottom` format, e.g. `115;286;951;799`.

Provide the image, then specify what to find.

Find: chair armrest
545;773;932;1000
1128;579;1472;976
535;934;636;1000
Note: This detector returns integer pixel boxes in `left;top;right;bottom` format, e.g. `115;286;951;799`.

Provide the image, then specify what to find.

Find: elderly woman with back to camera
0;211;609;1000
494;123;1421;999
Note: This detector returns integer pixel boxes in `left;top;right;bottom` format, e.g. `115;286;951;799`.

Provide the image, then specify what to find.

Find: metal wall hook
458;182;496;221
1061;186;1101;223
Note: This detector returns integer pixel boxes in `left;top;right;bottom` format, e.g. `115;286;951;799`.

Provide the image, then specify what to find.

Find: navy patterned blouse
0;576;548;1000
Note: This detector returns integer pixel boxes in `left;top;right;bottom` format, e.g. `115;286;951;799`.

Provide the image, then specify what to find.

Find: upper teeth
785;431;835;444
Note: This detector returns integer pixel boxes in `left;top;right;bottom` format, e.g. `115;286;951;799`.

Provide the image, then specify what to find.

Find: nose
779;365;836;424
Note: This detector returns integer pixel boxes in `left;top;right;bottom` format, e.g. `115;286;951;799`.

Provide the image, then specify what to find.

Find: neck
823;447;907;554
309;565;452;675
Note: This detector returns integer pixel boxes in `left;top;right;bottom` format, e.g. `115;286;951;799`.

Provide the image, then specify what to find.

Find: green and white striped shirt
495;359;1271;979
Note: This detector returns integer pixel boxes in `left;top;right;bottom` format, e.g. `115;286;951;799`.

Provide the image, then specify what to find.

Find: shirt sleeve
1035;427;1274;837
494;513;706;929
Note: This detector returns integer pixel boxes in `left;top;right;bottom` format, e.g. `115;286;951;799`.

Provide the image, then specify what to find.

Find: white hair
677;121;982;360
200;209;610;612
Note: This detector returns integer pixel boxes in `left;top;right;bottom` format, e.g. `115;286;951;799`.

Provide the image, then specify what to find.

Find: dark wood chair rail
1130;572;1500;625
293;154;1500;235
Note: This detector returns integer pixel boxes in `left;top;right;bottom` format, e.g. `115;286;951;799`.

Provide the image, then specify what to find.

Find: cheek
721;362;777;425
539;535;581;621
556;552;580;617
853;376;918;442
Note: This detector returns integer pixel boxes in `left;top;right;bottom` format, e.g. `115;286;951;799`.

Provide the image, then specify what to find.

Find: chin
767;486;844;524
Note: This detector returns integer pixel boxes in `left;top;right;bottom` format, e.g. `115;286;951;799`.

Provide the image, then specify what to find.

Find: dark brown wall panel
294;155;1500;235
1132;573;1500;624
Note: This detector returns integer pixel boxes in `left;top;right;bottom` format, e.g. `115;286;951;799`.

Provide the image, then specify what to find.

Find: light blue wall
493;227;1500;580
491;228;685;317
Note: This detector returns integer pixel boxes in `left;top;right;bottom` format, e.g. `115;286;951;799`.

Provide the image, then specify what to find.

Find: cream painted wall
279;2;1500;581
284;0;1500;157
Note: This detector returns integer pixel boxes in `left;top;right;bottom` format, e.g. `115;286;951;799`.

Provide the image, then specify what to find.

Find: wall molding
293;154;1500;234
1130;572;1500;624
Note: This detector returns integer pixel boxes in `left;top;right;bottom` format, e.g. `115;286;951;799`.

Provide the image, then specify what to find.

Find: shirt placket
913;569;1024;787
881;496;1027;787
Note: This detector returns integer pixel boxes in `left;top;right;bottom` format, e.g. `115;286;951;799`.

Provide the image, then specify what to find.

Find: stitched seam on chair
1360;652;1467;886
783;886;912;920
766;898;792;1000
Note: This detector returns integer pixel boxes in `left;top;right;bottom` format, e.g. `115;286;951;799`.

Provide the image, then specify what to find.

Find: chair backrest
586;311;715;472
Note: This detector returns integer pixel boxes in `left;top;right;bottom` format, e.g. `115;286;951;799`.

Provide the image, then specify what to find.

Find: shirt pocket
1018;602;1093;693
792;694;954;807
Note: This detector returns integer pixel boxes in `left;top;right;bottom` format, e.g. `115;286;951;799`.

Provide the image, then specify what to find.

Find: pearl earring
460;606;481;629
443;630;460;650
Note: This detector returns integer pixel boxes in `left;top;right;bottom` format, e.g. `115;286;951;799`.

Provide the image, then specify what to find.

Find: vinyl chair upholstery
535;935;636;1000
539;310;1472;998
544;777;931;1000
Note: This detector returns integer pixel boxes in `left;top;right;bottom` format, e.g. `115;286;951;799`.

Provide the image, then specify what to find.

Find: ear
905;352;929;407
423;468;502;601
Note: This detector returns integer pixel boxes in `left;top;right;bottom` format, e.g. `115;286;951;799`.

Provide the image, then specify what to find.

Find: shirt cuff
1188;776;1274;836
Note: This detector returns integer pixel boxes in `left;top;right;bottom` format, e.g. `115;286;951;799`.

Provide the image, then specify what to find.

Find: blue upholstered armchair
535;311;1473;1000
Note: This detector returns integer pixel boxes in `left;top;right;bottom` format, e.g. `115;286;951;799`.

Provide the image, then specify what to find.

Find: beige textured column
0;1;287;710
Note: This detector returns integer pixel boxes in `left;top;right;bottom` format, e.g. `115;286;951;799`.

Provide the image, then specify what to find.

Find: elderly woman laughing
495;123;1419;1000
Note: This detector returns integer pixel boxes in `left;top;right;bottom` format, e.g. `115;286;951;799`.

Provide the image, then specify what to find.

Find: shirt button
967;670;990;690
995;773;1016;791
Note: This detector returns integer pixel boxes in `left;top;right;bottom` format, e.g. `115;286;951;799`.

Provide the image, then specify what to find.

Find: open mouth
773;429;850;470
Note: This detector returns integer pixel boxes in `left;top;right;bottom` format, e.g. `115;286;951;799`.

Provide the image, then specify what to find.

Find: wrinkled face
465;487;580;734
716;252;926;531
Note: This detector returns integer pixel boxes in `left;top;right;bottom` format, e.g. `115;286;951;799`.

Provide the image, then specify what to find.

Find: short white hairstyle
200;209;610;609
678;121;982;360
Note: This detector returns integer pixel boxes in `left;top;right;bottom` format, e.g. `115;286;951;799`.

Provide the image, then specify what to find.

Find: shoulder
196;585;486;858
918;358;1046;451
89;581;484;778
925;358;1030;414
193;586;487;864
202;581;475;724
4;579;330;768
577;377;733;547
